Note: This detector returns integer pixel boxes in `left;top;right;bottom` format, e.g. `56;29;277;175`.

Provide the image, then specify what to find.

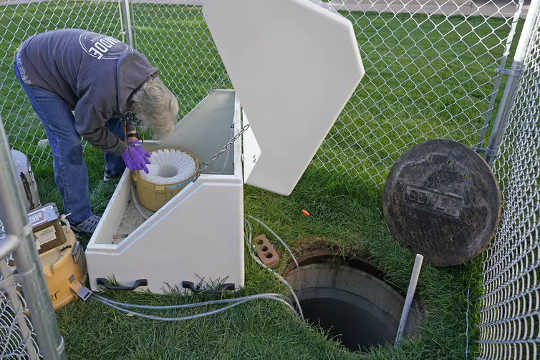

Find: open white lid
203;0;364;196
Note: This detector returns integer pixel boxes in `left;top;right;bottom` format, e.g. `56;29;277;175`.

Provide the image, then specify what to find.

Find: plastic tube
93;292;284;310
244;218;304;320
93;294;299;322
394;254;423;347
246;215;299;268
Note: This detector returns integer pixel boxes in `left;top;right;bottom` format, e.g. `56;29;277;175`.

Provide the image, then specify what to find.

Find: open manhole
286;256;422;352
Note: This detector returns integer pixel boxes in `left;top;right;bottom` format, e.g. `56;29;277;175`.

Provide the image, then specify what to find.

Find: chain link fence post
120;0;135;48
475;0;525;154
485;0;540;165
0;115;66;359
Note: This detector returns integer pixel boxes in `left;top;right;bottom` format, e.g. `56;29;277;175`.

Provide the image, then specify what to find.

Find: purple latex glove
121;140;151;173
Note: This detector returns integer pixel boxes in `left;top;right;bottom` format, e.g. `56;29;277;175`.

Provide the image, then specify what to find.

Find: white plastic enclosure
86;90;244;293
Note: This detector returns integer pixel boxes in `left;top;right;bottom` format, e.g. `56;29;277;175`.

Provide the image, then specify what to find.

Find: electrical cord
92;292;300;322
93;292;284;310
244;217;304;320
246;215;299;268
130;183;153;220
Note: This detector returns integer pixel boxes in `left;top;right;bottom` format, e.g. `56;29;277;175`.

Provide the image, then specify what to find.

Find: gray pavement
0;0;530;19
128;0;528;19
323;0;528;18
1;0;50;5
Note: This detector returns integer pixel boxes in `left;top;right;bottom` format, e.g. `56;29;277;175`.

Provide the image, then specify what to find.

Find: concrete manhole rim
283;243;424;351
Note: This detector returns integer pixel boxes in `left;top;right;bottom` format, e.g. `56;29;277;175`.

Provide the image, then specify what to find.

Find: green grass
0;1;523;359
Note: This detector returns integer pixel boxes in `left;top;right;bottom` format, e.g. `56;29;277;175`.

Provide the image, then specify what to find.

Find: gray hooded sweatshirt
17;29;157;155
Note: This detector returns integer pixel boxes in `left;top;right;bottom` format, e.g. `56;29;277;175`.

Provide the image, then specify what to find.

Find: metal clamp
70;277;92;301
496;64;525;77
167;172;201;190
472;147;498;159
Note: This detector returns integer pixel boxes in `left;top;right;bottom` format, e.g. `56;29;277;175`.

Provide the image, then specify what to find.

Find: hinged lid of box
204;0;364;195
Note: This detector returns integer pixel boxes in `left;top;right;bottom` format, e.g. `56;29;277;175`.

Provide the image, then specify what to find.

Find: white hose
244;218;304;320
93;294;299;322
246;215;299;268
130;183;153;220
93;292;284;310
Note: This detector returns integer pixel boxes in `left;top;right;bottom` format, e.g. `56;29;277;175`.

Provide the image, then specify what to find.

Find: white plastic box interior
85;0;364;294
86;90;245;293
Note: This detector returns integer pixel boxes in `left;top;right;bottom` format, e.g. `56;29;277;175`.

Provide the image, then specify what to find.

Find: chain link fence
478;2;540;358
0;261;41;359
311;0;526;185
1;0;527;183
130;0;230;119
0;0;538;358
0;0;125;166
129;0;526;187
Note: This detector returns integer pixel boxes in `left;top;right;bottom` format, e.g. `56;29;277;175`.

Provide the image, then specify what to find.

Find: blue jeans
13;61;125;224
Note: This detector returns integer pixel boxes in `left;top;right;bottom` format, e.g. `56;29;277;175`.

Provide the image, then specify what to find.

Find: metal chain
162;124;251;191
200;124;250;172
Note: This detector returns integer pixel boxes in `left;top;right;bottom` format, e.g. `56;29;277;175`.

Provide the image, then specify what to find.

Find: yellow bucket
132;148;200;212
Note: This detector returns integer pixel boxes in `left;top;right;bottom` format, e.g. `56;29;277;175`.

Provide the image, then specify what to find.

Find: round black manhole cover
383;140;501;267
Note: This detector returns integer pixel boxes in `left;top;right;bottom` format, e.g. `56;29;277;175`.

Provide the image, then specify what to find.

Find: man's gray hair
129;76;179;139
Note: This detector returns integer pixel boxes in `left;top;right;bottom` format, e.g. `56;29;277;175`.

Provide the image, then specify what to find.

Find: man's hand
121;140;151;173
